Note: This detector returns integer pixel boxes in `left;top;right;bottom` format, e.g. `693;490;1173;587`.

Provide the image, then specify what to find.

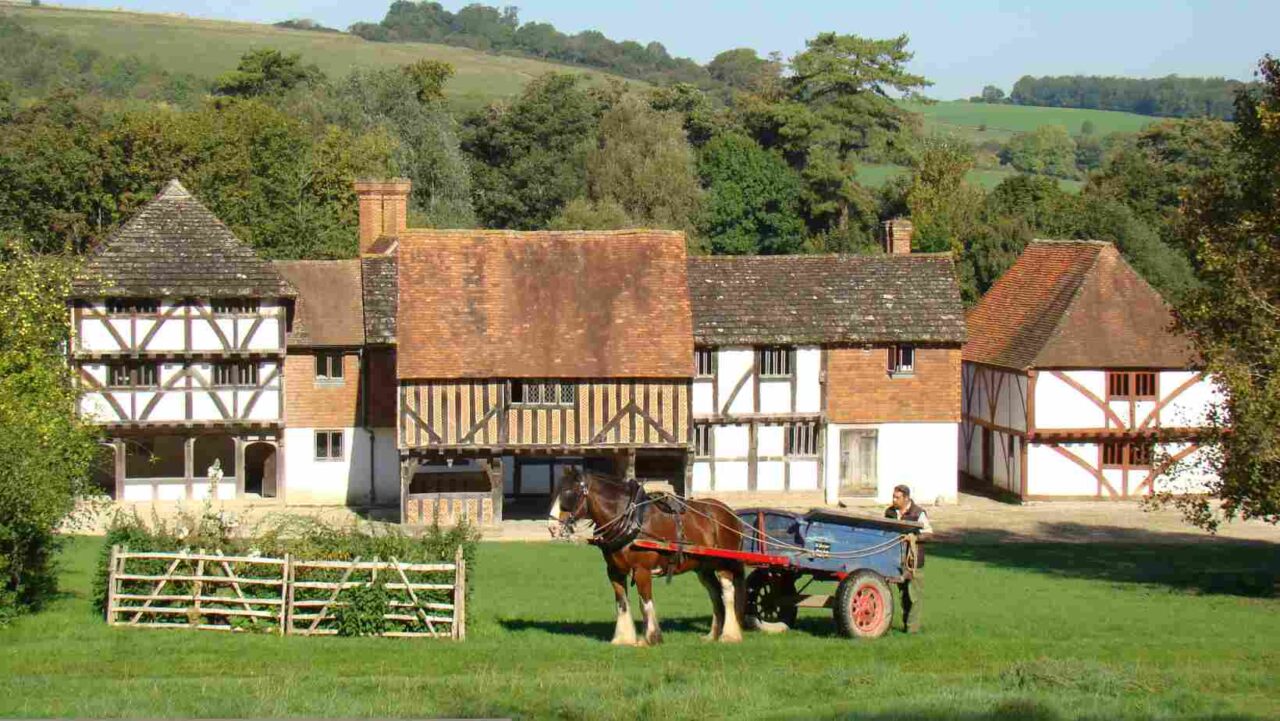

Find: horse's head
548;466;590;539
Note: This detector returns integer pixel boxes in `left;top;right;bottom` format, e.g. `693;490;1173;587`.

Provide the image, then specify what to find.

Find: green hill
856;163;1083;193
910;100;1156;143
1;4;633;108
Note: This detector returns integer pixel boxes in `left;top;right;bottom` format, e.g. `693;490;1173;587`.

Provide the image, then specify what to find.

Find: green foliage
905;137;983;255
1000;125;1079;178
462;74;606;229
332;580;390;637
697;133;805;255
980;85;1006;103
548;197;632;230
212;48;324;98
1164;55;1280;529
403;59;454;104
707;48;780;94
0;239;99;623
1010;74;1252;120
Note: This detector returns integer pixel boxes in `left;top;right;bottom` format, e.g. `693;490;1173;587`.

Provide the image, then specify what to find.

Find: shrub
332;580;390;637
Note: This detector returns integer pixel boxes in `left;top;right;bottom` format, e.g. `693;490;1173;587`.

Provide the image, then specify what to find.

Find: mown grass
2;4;631;109
909;100;1156;143
0;535;1276;719
857;163;1084;193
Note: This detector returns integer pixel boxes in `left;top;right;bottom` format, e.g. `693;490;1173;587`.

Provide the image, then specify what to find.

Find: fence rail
106;546;466;640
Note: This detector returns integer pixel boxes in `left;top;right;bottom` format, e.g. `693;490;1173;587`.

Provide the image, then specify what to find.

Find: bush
333;580;390;637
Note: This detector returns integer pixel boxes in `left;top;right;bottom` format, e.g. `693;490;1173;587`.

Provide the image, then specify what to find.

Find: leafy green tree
584;95;702;236
0;238;99;622
980;85;1006;103
985;174;1079;238
707;48;780;93
213;48;324;98
902;137;985;298
697;133;805;255
403;59;454;103
1166;56;1280;529
1000;125;1079;178
648;83;729;148
548;197;632;230
461;74;606;229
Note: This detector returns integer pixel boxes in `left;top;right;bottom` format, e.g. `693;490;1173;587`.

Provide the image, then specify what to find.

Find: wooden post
281;553;292;636
192;551;205;627
113;440;126;501
488;458;503;525
453;545;466;641
105;544;121;624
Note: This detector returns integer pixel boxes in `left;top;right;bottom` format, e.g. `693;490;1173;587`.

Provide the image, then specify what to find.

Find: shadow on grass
498;616;712;639
933;524;1280;598
791;704;1258;721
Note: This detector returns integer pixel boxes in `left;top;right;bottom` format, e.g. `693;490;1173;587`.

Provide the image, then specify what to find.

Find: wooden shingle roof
687;254;966;346
71;180;293;299
395;230;693;379
274;260;364;347
964;240;1195;370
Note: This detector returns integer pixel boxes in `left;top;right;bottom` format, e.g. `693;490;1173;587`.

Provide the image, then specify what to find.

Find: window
510;380;575;406
888;345;916;375
693;425;712;458
757;347;793;377
107;362;158;388
784;422;819;457
106;298;159;315
315;430;343;461
1102;440;1154;468
212;362;259;387
1108;371;1158;400
695;348;716;377
315;351;345;382
211;298;259;315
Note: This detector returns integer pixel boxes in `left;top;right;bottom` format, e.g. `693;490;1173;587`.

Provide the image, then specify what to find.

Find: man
884;484;932;633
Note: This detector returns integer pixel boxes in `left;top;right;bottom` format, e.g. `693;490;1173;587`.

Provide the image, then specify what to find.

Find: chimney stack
882;218;913;255
355;178;412;255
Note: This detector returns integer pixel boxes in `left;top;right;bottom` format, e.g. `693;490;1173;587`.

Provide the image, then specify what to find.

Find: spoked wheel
833;571;894;639
745;568;799;628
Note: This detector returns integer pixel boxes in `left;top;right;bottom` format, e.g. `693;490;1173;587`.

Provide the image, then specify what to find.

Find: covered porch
94;426;282;502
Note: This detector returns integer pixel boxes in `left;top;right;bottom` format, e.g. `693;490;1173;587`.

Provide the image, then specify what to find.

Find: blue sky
57;0;1277;99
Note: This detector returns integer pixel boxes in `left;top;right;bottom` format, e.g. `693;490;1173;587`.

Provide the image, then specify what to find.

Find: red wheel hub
852;585;884;632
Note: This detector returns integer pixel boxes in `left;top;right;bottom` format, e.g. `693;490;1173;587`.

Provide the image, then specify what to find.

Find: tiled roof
71;180;294;299
361;255;397;345
274;260;365;347
686;254;966;346
964;240;1195;369
395;230;693;379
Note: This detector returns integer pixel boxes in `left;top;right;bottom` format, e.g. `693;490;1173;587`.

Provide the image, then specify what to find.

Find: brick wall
826;346;961;423
366;348;398;428
284;350;361;427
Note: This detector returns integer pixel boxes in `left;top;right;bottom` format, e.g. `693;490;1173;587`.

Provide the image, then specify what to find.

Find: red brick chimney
882;218;914;255
355;178;411;255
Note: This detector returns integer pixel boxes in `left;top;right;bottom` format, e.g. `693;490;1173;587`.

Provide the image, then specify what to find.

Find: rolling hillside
911;100;1156;143
1;4;633;108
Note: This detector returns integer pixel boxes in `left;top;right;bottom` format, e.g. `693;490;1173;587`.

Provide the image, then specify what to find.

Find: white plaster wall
192;481;237;501
147;393;185;421
789;459;819;490
759;380;791;413
79;394;117;422
795;347;821;413
757;425;784;457
1161;372;1219;428
714;424;749;458
1152;442;1214;494
1027;442;1100;496
191;323;221;350
371;428;401;505
718;348;754;415
1035;371;1106;429
825;422;958;505
283;427;369;505
716;461;749;491
692;379;714;415
997;373;1028;431
245;317;282;351
756;461;785;491
148;318;184;351
691;461;712;492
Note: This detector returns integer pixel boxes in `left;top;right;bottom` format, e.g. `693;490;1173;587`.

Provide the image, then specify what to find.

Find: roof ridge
1029;238;1114;246
688;252;955;260
157;178;190;199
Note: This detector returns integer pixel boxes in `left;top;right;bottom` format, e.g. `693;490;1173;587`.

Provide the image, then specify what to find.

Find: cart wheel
833;572;894;639
746;569;798;627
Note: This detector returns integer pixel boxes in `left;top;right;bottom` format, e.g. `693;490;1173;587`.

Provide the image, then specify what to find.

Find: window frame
314;430;344;461
210;298;260;316
509;380;576;408
693;424;712;458
211;361;260;388
783;421;819;458
694;348;716;378
757;346;794;378
314;351;345;384
105;298;159;315
888;344;916;377
107;361;159;389
1107;371;1158;401
1101;440;1154;469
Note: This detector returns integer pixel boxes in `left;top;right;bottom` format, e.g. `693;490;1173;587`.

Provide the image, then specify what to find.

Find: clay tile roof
395;230;693;379
361;254;398;345
964;240;1195;369
71;179;294;299
687;254;966;346
273;260;364;347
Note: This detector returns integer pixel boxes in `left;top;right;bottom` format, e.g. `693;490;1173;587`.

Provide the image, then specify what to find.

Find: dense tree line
988;74;1250;120
349;2;713;89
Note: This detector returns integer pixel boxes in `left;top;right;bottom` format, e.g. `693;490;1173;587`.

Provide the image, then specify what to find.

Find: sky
54;0;1278;99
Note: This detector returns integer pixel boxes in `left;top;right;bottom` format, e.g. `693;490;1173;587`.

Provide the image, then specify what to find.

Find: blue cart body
735;507;921;581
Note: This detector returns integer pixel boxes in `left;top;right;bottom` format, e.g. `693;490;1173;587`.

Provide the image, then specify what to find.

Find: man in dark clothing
885;484;932;633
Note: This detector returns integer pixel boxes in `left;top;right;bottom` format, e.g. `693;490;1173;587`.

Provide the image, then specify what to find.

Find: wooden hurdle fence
105;545;467;640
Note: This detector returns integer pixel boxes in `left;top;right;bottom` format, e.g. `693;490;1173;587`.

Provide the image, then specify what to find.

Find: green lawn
1;535;1277;719
908;100;1157;143
2;5;631;109
857;163;1084;193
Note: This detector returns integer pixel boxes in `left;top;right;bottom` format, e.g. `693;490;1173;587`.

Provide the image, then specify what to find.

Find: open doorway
244;442;278;498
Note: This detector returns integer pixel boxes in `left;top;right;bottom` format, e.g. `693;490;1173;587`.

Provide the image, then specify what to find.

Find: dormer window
106;298;159;315
888;345;915;376
757;347;794;378
212;298;259;315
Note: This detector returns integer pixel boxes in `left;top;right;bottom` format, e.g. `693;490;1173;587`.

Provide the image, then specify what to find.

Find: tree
461;74;606;229
0;239;99;622
697;133;805;255
213;49;324;98
1000;125;1079;178
1167;55;1280;529
707;48;780;93
403;59;454;103
584;95;702;236
980;85;1005;103
548;197;632;230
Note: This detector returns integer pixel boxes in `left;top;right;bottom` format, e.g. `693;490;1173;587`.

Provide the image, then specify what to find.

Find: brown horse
548;467;747;646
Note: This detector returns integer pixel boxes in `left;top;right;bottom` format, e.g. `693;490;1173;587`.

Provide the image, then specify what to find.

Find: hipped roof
395;230;693;379
963;240;1195;370
273;260;365;347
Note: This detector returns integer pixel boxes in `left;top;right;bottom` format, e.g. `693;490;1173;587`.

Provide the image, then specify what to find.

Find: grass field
910;100;1157;143
857;163;1084;193
1;4;630;108
1;535;1276;719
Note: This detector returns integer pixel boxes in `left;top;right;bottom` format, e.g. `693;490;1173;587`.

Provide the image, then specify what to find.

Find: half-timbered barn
686;220;967;506
71;180;295;502
960;240;1218;499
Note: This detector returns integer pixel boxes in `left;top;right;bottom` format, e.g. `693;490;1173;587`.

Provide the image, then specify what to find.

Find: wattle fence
104;545;467;639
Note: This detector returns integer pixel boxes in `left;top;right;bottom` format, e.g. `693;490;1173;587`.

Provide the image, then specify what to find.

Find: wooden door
839;429;878;496
261;448;278;498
